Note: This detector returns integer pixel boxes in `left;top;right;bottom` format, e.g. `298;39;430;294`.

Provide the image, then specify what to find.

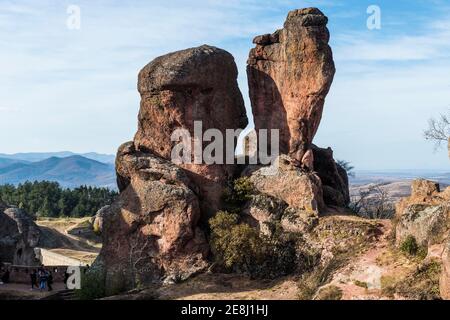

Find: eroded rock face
97;143;209;293
0;203;41;266
247;8;335;164
135;45;248;214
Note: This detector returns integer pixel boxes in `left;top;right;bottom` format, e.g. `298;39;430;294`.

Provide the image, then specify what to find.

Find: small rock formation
246;155;325;213
242;155;323;232
242;133;349;209
242;193;288;236
134;44;248;214
312;145;350;207
0;201;41;266
396;204;448;247
247;8;335;164
92;205;110;234
395;180;449;247
241;179;319;236
395;179;450;300
441;239;450;299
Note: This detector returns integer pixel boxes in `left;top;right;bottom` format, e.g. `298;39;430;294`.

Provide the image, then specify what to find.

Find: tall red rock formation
135;44;248;214
96;45;248;292
247;8;335;166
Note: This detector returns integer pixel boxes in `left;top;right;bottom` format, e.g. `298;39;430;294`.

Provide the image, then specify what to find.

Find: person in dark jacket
47;270;53;291
30;269;38;290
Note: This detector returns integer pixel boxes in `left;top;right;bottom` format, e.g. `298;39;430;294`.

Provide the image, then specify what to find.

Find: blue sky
0;0;449;170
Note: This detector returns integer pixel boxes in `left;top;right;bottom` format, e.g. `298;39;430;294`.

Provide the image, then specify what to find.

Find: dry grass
314;285;343;300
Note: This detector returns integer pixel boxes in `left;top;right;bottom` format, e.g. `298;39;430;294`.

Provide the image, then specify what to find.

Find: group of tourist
0;264;88;292
30;268;53;291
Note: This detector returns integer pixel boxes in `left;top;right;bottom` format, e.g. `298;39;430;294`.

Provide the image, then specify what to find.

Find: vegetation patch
209;211;304;279
381;260;442;300
399;235;428;259
76;267;106;300
222;177;255;213
353;280;368;289
314;285;343;300
297;256;344;300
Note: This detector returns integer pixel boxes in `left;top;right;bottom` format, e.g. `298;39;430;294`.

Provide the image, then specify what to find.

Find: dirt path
0;283;66;300
36;218;101;264
314;219;420;300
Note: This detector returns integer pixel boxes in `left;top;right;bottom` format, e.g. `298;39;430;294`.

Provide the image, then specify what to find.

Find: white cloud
0;1;448;170
334;22;450;62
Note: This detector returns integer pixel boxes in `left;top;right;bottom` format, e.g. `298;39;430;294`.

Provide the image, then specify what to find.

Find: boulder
0;203;41;266
96;143;209;294
396;179;446;216
93;205;111;234
395;180;450;247
441;238;450;300
241;137;350;208
242;193;288;236
395;204;448;247
244;155;325;215
247;8;335;164
312;145;350;207
134;44;248;214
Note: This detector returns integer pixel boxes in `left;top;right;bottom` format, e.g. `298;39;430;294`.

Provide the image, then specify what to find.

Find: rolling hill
0;155;116;189
0;151;115;163
0;158;29;169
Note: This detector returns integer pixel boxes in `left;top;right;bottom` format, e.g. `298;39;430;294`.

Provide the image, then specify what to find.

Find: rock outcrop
246;155;325;213
96;8;348;294
395;179;450;300
242;155;322;232
441;239;450;299
312;145;350;207
96;142;209;293
396;204;448;247
0;202;41;266
395;180;449;247
134;44;248;214
92;205;110;234
247;8;335;166
242;133;349;209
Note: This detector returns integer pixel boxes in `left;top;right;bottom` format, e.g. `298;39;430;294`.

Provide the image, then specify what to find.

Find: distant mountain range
350;169;450;186
0;151;115;163
0;155;116;189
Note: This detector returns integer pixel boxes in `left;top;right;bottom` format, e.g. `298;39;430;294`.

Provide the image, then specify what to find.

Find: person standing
30;269;38;290
38;268;47;291
64;269;70;289
47;270;53;291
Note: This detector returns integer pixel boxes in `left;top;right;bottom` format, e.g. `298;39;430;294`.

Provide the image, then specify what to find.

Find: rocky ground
103;212;445;300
